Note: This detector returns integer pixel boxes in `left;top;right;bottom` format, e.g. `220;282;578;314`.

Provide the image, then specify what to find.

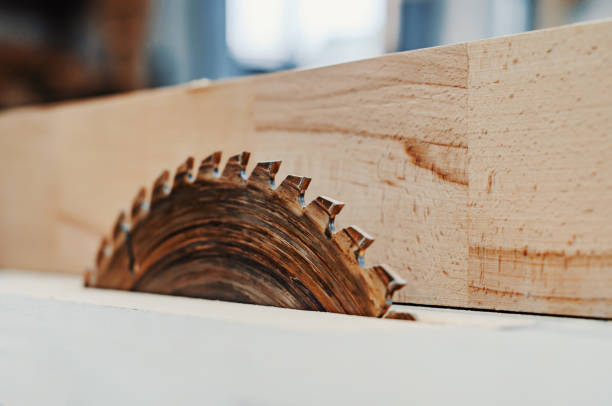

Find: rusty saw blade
85;152;406;317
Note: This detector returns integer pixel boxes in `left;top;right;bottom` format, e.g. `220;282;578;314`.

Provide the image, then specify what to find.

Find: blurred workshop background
0;0;610;109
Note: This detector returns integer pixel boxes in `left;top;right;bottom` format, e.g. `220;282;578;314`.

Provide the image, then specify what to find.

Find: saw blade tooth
221;151;250;180
197;151;222;180
342;225;375;266
84;269;94;287
130;187;148;222
151;170;171;205
370;264;407;305
248;161;282;188
382;309;416;321
277;175;311;206
95;237;111;268
305;195;345;236
112;211;128;242
172;157;195;191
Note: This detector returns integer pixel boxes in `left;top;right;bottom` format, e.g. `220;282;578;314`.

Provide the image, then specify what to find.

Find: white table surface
0;270;610;406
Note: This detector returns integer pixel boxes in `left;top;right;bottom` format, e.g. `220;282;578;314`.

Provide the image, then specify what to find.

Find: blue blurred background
0;0;610;108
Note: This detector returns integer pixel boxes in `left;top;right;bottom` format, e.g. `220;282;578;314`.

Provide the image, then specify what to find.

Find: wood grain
467;21;612;316
251;44;469;309
0;20;611;317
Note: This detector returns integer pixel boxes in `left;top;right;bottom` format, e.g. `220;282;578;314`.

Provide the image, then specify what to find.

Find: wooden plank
0;20;611;317
466;21;612;316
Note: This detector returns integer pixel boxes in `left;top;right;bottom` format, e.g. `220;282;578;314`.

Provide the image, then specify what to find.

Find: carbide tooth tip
239;151;250;166
222;151;251;180
178;156;193;168
112;211;127;242
198;151;222;180
178;156;195;174
342;225;375;265
315;196;345;218
371;264;407;298
173;157;195;189
277;175;311;206
389;278;407;294
249;161;282;187
305;195;345;235
151;170;171;204
266;161;282;176
283;175;312;192
343;225;374;248
297;177;311;193
131;187;148;220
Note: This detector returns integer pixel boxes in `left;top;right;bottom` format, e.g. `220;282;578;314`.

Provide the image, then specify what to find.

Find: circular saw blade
85;151;405;317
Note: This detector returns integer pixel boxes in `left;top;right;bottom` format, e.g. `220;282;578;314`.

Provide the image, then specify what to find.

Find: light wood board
0;20;611;317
